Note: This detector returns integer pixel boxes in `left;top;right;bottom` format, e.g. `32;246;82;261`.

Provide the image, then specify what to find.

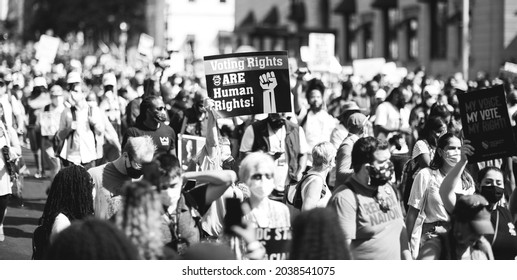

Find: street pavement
0;147;50;260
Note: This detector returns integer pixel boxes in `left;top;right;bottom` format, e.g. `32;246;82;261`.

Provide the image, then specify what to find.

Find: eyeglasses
250;173;274;181
155;106;166;111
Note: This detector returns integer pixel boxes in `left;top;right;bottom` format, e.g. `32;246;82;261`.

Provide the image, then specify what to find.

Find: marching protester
328;137;411;260
0;102;22;242
26;77;49;178
36;85;65;182
405;133;476;258
141;153;236;254
88;136;156;220
32;165;94;259
239;113;309;201
335;112;368;185
57;72;105;169
439;140;517;259
122;95;176;157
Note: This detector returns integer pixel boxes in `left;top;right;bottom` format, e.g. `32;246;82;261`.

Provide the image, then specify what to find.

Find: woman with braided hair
33;165;94;258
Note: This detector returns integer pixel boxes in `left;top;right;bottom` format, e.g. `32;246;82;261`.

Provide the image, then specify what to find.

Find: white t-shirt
408;168;474;223
374;102;410;140
412;139;435;160
303;110;337;151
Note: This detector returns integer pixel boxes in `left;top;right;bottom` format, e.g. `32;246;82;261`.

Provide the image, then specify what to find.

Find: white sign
352;57;386;82
308;33;335;72
138;33;155;60
35;35;60;64
503;62;517;74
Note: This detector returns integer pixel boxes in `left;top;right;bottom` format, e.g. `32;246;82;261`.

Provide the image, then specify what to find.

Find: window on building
346;14;358;61
407;18;418;60
431;1;448;59
387;9;399;60
364;22;373;58
220;0;226;3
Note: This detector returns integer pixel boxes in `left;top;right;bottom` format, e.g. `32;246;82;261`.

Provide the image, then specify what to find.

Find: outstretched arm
183;170;237;208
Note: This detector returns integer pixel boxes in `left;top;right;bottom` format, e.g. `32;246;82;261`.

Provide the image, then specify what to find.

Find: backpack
400;157;420;212
286;173;326;210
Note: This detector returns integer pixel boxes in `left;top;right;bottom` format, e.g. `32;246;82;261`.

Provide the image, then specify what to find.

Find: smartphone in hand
224;198;244;235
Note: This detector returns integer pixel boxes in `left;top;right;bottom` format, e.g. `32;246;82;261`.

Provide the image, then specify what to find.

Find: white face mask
249;180;275;200
443;150;461;167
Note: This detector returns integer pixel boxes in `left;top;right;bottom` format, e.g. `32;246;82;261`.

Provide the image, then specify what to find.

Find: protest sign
35;35;60;63
177;134;206;172
457;85;517;162
256;227;291;260
204;51;292;118
138;33;155;60
352;58;386;82
308;33;335;72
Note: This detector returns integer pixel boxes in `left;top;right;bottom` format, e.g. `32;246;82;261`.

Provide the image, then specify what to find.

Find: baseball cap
67;72;82;84
453;194;494;235
34;77;47;88
346;113;368;134
102;73;117;87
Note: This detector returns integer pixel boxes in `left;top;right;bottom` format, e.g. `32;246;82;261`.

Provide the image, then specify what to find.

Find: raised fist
259;71;277;91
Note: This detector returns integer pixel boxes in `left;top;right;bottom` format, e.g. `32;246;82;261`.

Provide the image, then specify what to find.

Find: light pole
119;22;128;66
462;0;470;81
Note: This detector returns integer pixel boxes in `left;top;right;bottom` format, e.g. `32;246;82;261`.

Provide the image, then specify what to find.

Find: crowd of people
0;48;517;260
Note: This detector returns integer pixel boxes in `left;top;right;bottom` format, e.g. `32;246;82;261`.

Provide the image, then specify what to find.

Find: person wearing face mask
240;152;292;259
88;136;156;220
328;137;410;260
58;72;105;169
122;95;176;157
141;153;236;255
36;85;65;182
239;113;309;201
439;140;517;259
405;133;476;258
418;194;494;260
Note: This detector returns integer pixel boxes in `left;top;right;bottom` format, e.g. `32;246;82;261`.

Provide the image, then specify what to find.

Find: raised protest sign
256;227;291;260
177;134;205;172
457;85;517;162
308;33;335;72
138;33;155;60
35;35;60;63
204;51;291;118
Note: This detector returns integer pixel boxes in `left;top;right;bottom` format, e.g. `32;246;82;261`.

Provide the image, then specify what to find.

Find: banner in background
204;51;291;118
457;85;517;162
308;33;335;72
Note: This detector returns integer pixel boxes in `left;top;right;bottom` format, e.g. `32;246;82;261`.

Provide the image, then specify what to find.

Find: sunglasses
250;173;274;181
155;106;166;111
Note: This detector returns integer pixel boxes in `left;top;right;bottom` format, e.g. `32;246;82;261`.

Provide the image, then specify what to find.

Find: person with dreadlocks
122;95;176;157
32;165;94;259
114;180;179;260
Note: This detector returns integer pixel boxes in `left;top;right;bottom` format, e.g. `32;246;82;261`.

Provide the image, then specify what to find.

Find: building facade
235;0;517;79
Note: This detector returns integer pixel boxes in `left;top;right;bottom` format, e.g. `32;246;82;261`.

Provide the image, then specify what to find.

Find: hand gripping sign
204;51;292;118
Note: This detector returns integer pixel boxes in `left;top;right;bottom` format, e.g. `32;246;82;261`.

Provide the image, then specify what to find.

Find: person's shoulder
87;163;109;176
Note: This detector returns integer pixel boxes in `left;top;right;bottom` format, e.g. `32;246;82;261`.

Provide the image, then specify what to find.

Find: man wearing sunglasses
122;95;176;157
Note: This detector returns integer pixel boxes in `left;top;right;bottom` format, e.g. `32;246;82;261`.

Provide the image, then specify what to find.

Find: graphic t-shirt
123;122;176;156
329;179;407;260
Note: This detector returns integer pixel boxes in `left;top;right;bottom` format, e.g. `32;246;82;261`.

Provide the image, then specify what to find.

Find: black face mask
480;186;504;204
268;118;285;130
221;156;235;170
125;158;143;179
